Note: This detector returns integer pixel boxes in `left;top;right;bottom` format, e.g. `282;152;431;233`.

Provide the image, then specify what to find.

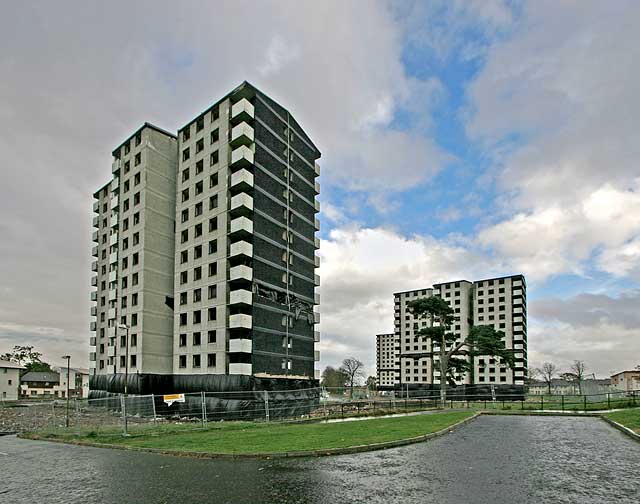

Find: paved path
1;415;639;503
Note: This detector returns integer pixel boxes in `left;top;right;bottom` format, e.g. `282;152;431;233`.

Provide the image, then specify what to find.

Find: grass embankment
604;408;640;434
32;411;473;455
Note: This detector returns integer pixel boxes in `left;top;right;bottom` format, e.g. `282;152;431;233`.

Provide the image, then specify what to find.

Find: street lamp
61;355;71;428
118;324;130;436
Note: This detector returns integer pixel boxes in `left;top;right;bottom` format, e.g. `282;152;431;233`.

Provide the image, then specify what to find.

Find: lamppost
61;355;71;428
118;324;130;436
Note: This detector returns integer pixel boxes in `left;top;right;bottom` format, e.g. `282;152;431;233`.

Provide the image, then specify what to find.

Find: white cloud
528;291;640;376
478;182;640;281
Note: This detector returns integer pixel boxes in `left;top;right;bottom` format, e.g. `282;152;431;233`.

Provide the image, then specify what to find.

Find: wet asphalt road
1;415;639;504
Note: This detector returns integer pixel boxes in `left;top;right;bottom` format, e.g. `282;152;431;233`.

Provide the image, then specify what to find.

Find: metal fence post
561;395;564;412
583;395;587;412
607;393;611;410
264;390;270;422
540;395;544;411
201;391;206;428
151;393;157;421
120;394;127;436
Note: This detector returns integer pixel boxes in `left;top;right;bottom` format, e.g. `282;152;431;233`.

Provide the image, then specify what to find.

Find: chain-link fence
2;387;638;437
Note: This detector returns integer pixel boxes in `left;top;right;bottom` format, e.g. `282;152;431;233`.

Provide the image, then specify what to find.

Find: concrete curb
20;412;480;459
479;410;601;418
600;416;640;443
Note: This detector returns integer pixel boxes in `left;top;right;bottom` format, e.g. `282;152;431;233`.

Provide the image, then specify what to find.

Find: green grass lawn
604;408;640;434
39;411;474;454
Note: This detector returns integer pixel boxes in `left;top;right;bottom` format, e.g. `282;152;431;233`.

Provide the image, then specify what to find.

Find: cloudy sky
1;0;638;378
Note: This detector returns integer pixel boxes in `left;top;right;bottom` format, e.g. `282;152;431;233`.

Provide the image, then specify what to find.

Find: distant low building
20;371;60;398
52;366;90;398
20;367;90;399
611;370;640;392
0;360;25;401
528;378;611;396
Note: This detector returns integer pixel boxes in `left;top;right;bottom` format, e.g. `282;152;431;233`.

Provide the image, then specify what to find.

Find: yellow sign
163;393;185;406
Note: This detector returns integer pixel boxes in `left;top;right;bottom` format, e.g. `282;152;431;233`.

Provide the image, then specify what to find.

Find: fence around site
3;387;638;437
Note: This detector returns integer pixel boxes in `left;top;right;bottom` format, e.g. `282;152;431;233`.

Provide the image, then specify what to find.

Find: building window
193;332;201;346
180;271;188;284
179;313;187;326
182;168;190;183
131;334;137;346
196;116;204;132
193;288;201;302
208;307;216;321
196;138;204;153
208;330;216;343
210;150;219;166
209;195;218;209
207;353;216;367
179;355;187;368
209;217;217;232
131;313;138;326
210;128;219;144
211;106;219;121
132;293;138;306
208;239;217;254
209;173;218;188
195;202;203;217
183;128;190;141
180;292;187;305
194;245;202;259
195;223;203;238
193;354;201;368
208;262;217;277
181;229;189;243
181;250;188;264
182;188;189;203
194;266;202;281
133;212;140;225
208;285;217;299
179;333;187;346
132;232;139;246
195;159;203;175
134;153;141;166
132;273;138;286
182;148;190;161
195;181;203;196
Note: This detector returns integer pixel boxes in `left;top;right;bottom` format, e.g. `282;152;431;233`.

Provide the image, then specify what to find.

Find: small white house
0;360;25;401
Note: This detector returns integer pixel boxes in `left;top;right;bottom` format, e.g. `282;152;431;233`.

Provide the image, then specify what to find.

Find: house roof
0;359;26;370
20;371;60;383
611;370;640;377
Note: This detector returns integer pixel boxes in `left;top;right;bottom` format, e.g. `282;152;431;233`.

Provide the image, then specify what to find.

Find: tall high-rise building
90;82;321;385
377;274;527;390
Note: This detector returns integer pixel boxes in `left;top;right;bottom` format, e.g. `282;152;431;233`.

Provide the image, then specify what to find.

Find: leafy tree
561;360;587;394
538;362;558;394
339;357;365;397
366;376;377;391
408;296;514;407
320;366;349;391
0;345;51;374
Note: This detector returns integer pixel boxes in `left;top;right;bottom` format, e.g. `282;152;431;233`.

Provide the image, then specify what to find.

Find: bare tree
564;360;587;395
526;367;540;386
339;357;365;397
538;362;558;395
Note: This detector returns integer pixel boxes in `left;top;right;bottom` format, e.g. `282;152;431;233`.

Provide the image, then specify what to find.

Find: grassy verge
28;410;474;455
604;408;640;434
